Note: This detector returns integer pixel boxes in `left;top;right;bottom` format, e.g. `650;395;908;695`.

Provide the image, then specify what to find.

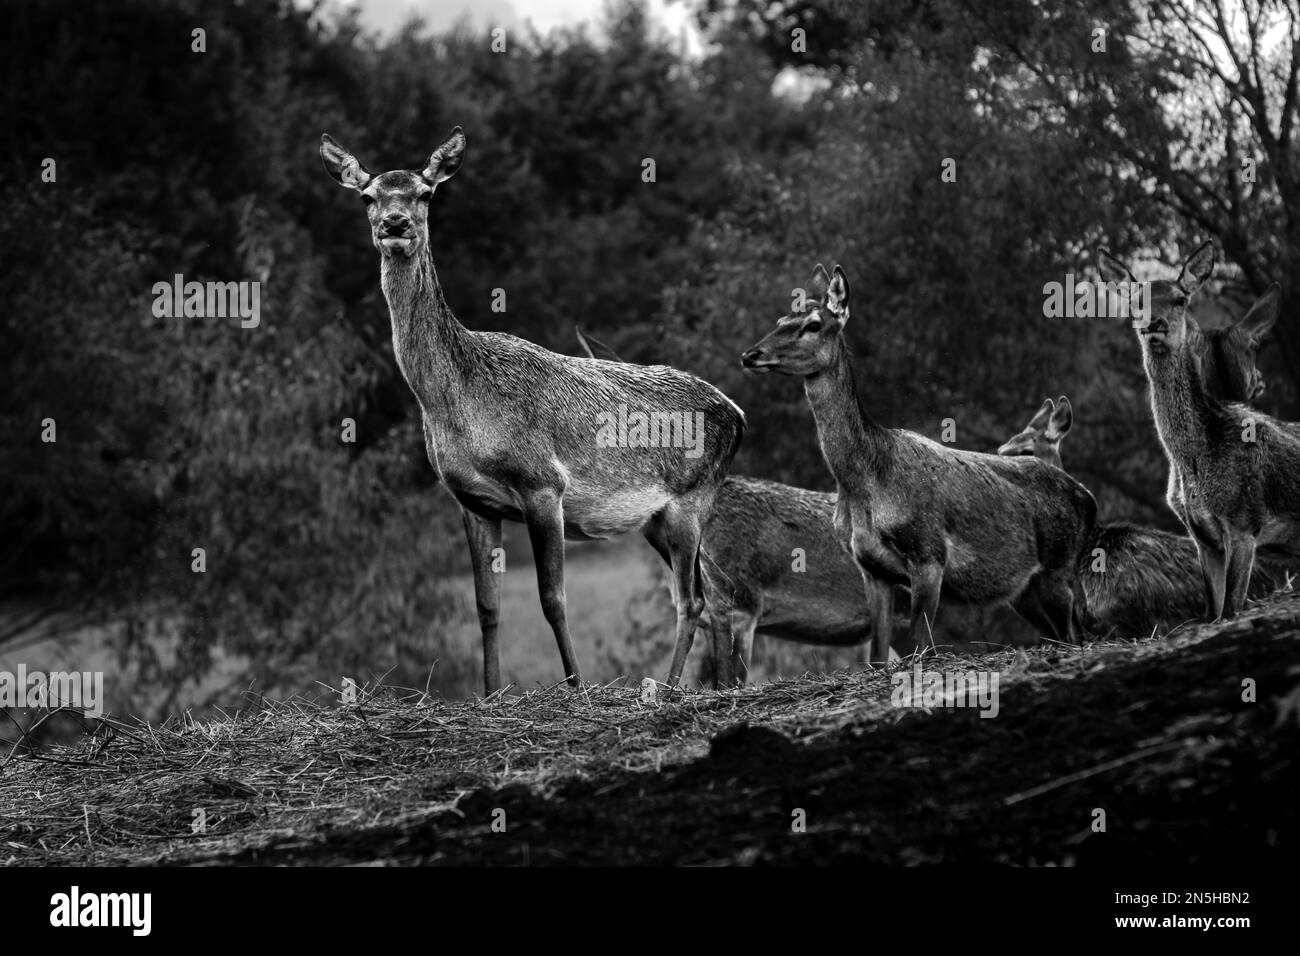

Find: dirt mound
2;594;1297;866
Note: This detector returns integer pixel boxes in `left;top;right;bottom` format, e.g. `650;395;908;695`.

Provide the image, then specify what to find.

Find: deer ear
423;127;466;184
1097;248;1135;285
320;134;372;190
1027;398;1055;431
1046;396;1073;440
826;264;851;324
1178;240;1217;294
1238;283;1280;345
809;263;831;299
575;325;623;362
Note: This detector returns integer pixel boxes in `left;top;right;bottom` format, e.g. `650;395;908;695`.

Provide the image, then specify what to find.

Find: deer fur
571;328;905;686
1102;241;1300;619
699;477;907;684
741;263;1097;659
999;396;1278;636
320;129;746;691
1194;286;1279;404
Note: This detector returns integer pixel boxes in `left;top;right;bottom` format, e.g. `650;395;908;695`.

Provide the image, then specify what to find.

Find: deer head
1101;240;1216;355
997;396;1073;469
741;263;851;376
1199;283;1280;403
1102;242;1282;402
319;128;466;259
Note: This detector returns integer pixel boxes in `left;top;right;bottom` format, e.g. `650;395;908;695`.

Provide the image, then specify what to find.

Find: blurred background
2;0;1298;729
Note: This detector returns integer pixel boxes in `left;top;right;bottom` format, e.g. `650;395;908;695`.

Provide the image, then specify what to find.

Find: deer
696;479;910;684
1101;240;1300;620
741;263;1098;660
572;328;906;686
320;128;746;693
1193;287;1279;404
998;396;1278;636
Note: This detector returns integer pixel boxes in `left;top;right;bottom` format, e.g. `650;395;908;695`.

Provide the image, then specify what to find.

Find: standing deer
998;396;1278;636
320;128;746;692
1102;241;1300;619
741;264;1097;659
1000;275;1281;465
571;327;906;685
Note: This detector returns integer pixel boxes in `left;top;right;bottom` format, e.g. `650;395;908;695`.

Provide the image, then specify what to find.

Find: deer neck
379;246;472;412
803;337;893;487
1143;339;1213;466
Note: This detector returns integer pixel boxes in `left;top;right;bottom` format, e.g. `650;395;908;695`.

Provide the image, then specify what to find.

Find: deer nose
381;213;410;233
740;348;764;367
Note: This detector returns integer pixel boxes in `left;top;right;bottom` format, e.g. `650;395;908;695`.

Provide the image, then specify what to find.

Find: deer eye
802;319;822;334
417;191;433;203
362;194;376;207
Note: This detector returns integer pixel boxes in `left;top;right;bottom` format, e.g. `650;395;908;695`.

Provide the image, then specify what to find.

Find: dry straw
0;598;1282;866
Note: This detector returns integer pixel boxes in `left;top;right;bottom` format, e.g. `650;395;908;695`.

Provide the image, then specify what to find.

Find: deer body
1145;342;1300;609
1103;242;1300;619
743;265;1096;658
570;329;902;685
394;294;734;540
999;396;1275;636
323;129;744;692
700;477;912;684
1078;523;1205;634
813;373;1090;606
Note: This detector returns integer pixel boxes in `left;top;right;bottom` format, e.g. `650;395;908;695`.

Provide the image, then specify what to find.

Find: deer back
864;433;1097;576
425;331;745;529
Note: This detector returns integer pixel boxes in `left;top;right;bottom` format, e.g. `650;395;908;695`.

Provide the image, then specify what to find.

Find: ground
2;593;1297;866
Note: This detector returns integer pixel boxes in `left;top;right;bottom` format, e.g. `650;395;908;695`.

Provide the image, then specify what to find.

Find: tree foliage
2;0;1294;700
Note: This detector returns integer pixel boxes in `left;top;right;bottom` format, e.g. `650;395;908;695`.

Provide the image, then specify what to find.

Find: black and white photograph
0;0;1294;927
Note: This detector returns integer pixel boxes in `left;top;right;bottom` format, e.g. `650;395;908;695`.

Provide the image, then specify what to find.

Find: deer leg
1009;593;1053;641
704;607;730;689
1011;576;1067;643
655;505;707;688
1038;576;1075;642
522;489;582;687
1068;579;1089;644
461;508;503;695
1223;533;1257;618
905;564;943;658
667;550;705;686
874;578;899;663
730;607;758;687
887;586;918;658
707;599;757;689
1194;539;1229;621
852;567;896;665
698;561;731;688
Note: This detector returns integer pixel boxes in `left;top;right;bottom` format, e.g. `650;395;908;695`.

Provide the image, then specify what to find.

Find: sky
346;0;696;39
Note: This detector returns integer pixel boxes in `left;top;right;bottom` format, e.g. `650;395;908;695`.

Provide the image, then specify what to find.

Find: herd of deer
321;127;1300;695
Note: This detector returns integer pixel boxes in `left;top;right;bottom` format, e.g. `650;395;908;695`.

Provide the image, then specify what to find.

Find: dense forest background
2;0;1298;712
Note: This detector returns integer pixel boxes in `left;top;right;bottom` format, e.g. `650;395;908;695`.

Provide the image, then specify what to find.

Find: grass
0;523;1037;728
2;591;1297;865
